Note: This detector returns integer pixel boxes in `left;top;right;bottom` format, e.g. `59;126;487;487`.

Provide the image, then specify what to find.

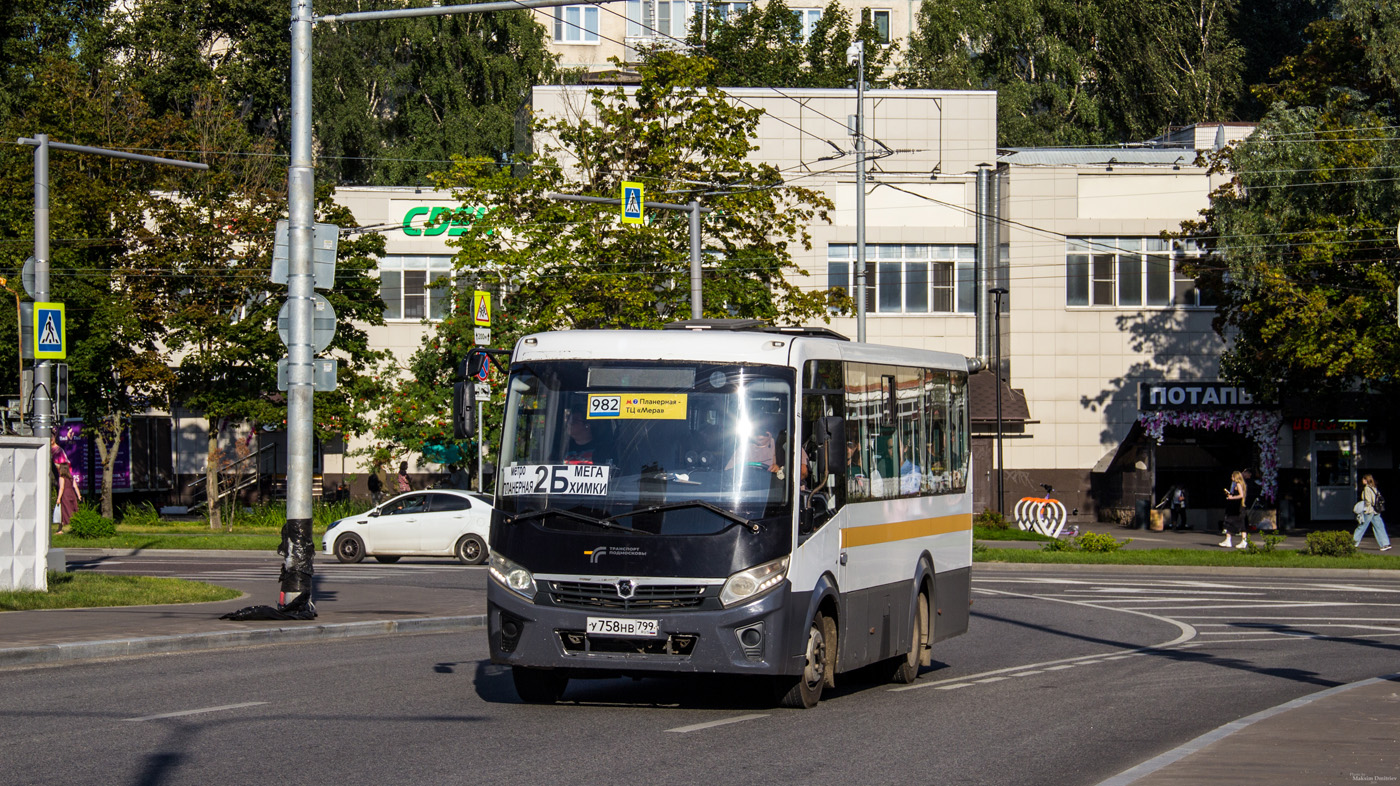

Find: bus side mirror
453;359;476;439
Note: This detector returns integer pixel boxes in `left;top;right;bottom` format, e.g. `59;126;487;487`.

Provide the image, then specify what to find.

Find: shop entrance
1311;436;1357;520
1152;426;1254;530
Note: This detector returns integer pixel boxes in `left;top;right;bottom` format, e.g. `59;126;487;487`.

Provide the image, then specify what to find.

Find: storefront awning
968;373;1032;425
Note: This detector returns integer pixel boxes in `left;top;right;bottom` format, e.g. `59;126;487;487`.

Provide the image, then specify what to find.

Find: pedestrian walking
397;461;412;493
1220;470;1248;549
367;469;383;505
1353;474;1391;552
55;463;81;535
1169;485;1188;531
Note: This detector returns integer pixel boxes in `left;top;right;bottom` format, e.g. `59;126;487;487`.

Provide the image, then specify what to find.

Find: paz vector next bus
455;320;973;708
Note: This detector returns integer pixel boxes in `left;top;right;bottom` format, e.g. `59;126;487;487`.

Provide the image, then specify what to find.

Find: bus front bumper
487;582;808;677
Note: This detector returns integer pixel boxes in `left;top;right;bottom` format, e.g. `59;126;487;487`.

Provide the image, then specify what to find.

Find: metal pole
280;0;316;613
854;44;867;343
32;134;52;441
689;200;702;319
990;287;1007;514
476;400;484;493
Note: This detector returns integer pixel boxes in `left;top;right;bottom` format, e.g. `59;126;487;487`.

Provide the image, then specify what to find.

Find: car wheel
333;533;365;564
455;534;487;565
777;612;832;709
512;667;567;704
373;555;401;564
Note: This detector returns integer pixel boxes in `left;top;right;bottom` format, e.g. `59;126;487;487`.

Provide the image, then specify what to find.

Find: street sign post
622;181;644;224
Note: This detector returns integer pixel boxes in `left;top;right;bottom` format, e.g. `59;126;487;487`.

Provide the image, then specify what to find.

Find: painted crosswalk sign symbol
34;302;65;359
622;181;644;224
473;290;491;326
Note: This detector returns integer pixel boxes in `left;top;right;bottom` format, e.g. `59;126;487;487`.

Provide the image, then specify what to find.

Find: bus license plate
586;617;659;637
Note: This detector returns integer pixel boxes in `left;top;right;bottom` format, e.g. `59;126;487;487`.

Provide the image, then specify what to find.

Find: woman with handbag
1220;470;1247;549
55;463;81;535
1353;474;1391;552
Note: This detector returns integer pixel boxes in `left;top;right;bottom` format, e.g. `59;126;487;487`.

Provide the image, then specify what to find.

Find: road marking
936;683;972;690
124;702;268;722
975;676;1009;684
1011;670;1044;677
666;714;768;733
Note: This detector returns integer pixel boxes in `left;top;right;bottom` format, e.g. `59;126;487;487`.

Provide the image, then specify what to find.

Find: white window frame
554;5;600;43
1065;237;1210;309
828;244;977;315
792;7;822;41
867;9;891;44
380;255;454;322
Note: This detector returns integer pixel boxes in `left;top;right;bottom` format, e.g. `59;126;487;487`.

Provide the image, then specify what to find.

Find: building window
792;7;822;40
628;0;692;37
554;5;600;43
1066;237;1211;308
865;9;891;44
828;244;976;314
381;256;453;321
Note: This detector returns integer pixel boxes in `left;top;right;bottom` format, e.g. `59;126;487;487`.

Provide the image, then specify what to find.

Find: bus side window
802;359;845;540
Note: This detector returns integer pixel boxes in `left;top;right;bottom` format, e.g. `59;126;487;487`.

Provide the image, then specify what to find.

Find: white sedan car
323;489;493;565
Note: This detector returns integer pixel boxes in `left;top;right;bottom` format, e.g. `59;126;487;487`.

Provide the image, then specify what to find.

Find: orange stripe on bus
840;514;972;549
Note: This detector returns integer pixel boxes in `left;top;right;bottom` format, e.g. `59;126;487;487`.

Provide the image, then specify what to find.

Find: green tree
901;0;1110;146
1336;0;1400;100
687;2;896;89
1179;99;1400;400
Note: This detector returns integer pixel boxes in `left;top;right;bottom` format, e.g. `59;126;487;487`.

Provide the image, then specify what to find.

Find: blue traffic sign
33;302;65;359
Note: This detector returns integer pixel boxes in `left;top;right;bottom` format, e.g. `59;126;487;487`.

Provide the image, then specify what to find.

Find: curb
972;561;1400;579
0;614;487;668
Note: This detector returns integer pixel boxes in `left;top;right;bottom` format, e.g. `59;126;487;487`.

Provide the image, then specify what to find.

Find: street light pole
990;287;1008;514
847;41;866;343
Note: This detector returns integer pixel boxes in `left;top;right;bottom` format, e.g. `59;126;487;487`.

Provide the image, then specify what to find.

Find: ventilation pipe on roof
970;163;997;373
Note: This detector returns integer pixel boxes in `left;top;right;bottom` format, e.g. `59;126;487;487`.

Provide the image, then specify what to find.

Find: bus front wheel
778;612;833;709
513;667;568;704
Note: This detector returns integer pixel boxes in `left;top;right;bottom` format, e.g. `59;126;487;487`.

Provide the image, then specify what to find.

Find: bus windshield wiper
604;500;761;533
509;506;641;533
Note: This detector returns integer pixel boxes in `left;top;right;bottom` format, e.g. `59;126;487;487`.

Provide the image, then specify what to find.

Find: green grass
0;571;242;611
51;531;291;550
973;525;1055;542
974;546;1400;570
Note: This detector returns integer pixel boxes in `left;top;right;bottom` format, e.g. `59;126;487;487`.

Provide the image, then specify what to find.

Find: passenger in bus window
899;442;922;495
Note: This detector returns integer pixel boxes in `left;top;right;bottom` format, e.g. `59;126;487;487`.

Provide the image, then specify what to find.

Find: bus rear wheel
885;591;928;685
778;612;832;709
512;667;568;704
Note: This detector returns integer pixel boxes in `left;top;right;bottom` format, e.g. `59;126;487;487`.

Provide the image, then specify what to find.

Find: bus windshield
497;361;795;535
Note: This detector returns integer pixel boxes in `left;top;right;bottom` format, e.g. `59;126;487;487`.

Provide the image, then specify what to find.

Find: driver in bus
726;419;779;474
564;411;610;465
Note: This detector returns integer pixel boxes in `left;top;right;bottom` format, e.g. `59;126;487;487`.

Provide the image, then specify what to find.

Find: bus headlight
489;553;537;600
720;556;789;608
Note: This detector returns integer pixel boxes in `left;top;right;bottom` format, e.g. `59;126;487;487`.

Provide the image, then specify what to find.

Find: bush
1246;533;1287;554
119;501;164;528
1041;532;1130;553
68;508;116;539
1099;507;1135;527
1306;530;1356;557
975;509;1012;530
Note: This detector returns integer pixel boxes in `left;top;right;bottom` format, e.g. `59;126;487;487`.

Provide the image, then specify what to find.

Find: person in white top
1353;474;1391;552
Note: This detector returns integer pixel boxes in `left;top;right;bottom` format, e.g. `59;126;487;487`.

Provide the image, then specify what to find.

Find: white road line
1063;588;1263;596
665;714;769;733
890;587;1196;693
1011;670;1045;677
124;702;268;722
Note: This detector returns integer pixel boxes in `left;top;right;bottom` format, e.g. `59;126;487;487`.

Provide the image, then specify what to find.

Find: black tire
455;534;487;565
512;667;568;704
333;533;365;564
778;612;832;709
886;591;928;685
373;555;401;564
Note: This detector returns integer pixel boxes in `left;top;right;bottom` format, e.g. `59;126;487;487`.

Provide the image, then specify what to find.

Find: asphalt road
4;566;1397;785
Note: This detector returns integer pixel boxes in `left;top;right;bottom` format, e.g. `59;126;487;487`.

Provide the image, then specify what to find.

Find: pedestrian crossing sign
622;181;644;224
34;302;65;359
473;290;491;327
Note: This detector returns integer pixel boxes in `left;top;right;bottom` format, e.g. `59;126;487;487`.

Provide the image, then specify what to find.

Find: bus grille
546;580;708;610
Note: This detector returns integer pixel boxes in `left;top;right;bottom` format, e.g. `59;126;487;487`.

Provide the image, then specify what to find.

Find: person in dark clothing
367;470;383;504
1168;485;1188;531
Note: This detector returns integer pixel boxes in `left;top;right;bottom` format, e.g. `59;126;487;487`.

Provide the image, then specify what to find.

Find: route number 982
588;395;621;418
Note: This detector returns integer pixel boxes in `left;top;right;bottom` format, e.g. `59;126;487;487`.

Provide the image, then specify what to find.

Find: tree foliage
1180;99;1400;400
687;1;896;89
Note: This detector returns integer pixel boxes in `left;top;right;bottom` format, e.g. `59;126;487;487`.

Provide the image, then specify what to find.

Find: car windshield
496;360;795;535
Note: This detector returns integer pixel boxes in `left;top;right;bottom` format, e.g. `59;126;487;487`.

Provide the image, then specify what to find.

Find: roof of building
968;372;1032;423
998;148;1199;167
